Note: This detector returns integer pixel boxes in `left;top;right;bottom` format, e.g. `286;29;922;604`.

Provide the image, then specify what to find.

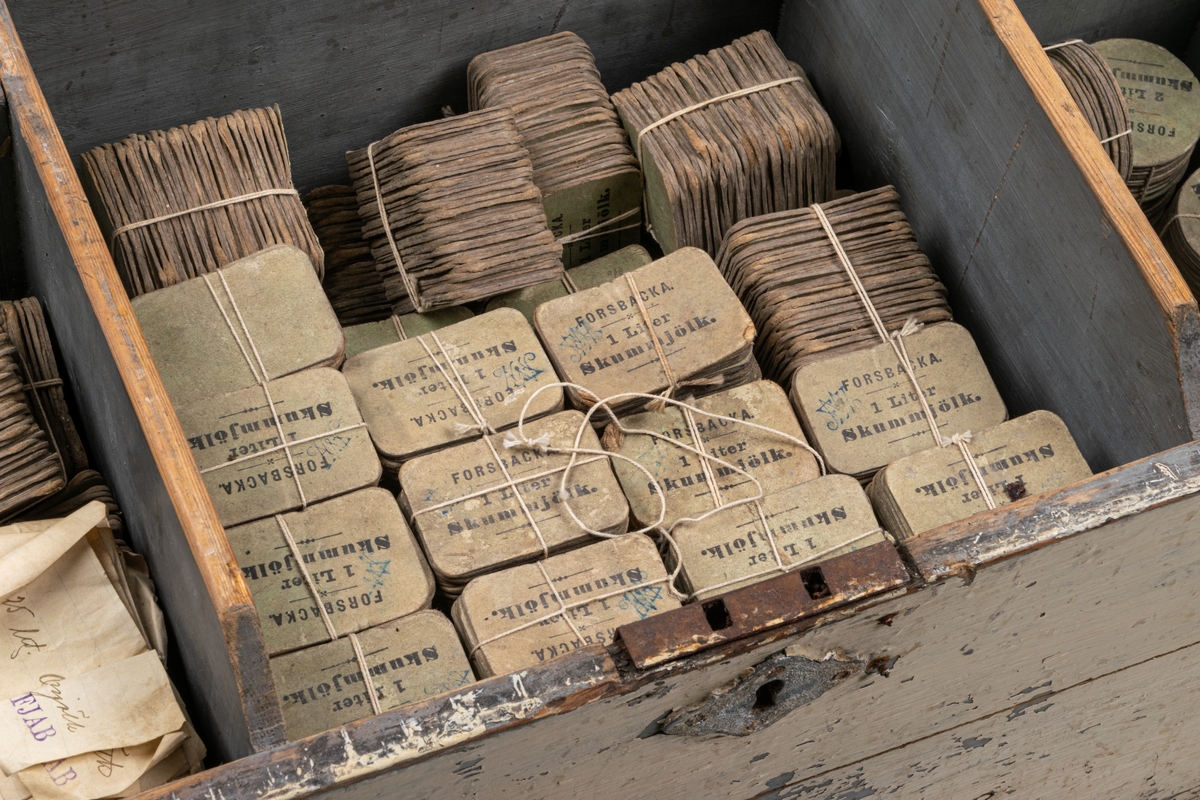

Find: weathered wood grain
780;0;1200;472
5;0;780;190
0;5;285;760
1016;0;1200;54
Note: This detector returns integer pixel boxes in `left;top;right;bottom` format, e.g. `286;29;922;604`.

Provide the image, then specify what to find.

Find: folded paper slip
0;328;65;520
178;367;381;527
1044;40;1132;181
791;322;1006;481
132;245;344;407
609;379;820;530
347;106;564;313
452;533;680;678
866;410;1092;539
304;184;394;325
342;307;564;466
485;244;653;325
227;488;435;656
671;474;887;601
81;106;323;298
0;298;88;478
399;410;629;594
610;30;836;255
272;610;475;741
717;186;954;387
0;503;203;797
534;247;758;419
1093;39;1200;220
468;31;642;268
343;306;474;359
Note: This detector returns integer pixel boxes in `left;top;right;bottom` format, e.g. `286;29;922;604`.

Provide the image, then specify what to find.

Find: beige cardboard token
343;308;564;466
342;307;474;359
534;248;756;417
672;474;885;600
132;245;344;407
452;533;679;677
272;611;475;741
611;380;820;529
867;410;1092;539
177;367;381;527
227;488;435;656
400;410;628;591
791;322;1007;479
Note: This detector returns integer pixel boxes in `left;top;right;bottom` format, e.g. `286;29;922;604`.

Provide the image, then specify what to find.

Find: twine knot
503;430;552;453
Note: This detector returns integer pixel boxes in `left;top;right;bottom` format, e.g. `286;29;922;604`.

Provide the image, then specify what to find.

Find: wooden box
2;0;1200;796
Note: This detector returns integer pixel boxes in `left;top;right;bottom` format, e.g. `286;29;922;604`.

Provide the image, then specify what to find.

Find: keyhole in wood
800;566;831;599
752;679;785;712
702;599;732;631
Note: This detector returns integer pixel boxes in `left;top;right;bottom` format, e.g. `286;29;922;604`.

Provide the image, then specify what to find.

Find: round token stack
611;30;837;256
1093;39;1200;221
1162;167;1200;288
1045;40;1132;180
716;186;953;387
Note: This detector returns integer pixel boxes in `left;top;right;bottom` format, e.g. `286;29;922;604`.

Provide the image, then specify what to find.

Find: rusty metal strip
618;542;911;669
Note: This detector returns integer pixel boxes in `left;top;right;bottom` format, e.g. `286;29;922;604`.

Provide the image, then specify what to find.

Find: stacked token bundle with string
1162;167;1200;288
0;326;65;520
347;107;564;313
304;185;392;326
81;107;323;297
1043;40;1132;180
468;32;643;267
611;30;837;255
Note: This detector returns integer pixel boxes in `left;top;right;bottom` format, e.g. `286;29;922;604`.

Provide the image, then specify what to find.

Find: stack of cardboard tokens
347;107;564;313
271;610;475;740
343;307;474;359
671;474;886;600
304;185;392;326
486;244;653;325
1044;41;1132;180
1093;39;1200;220
468;32;642;268
132;245;345;407
226;488;435;655
610;30;837;255
534;247;759;420
15;469;123;535
342;308;563;466
399;410;629;595
0;298;89;477
81;107;323;297
717;186;954;388
452;534;679;677
176;366;381;527
0;327;65;517
1163;167;1200;287
867;410;1092;539
606;380;820;529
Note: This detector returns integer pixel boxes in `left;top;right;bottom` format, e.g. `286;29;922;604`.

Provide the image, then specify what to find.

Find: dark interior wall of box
1015;0;1200;55
6;0;780;191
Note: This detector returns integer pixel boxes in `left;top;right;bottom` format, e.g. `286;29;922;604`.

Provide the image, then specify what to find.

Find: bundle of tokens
1092;39;1200;220
303;185;392;326
867;410;1092;539
0;328;65;518
0;297;89;477
717;186;953;387
342;307;474;359
534;247;759;419
81;107;323;297
1044;40;1132;180
15;469;122;534
347;107;564;313
611;30;837;255
1161;167;1200;287
398;411;629;596
468;32;642;267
